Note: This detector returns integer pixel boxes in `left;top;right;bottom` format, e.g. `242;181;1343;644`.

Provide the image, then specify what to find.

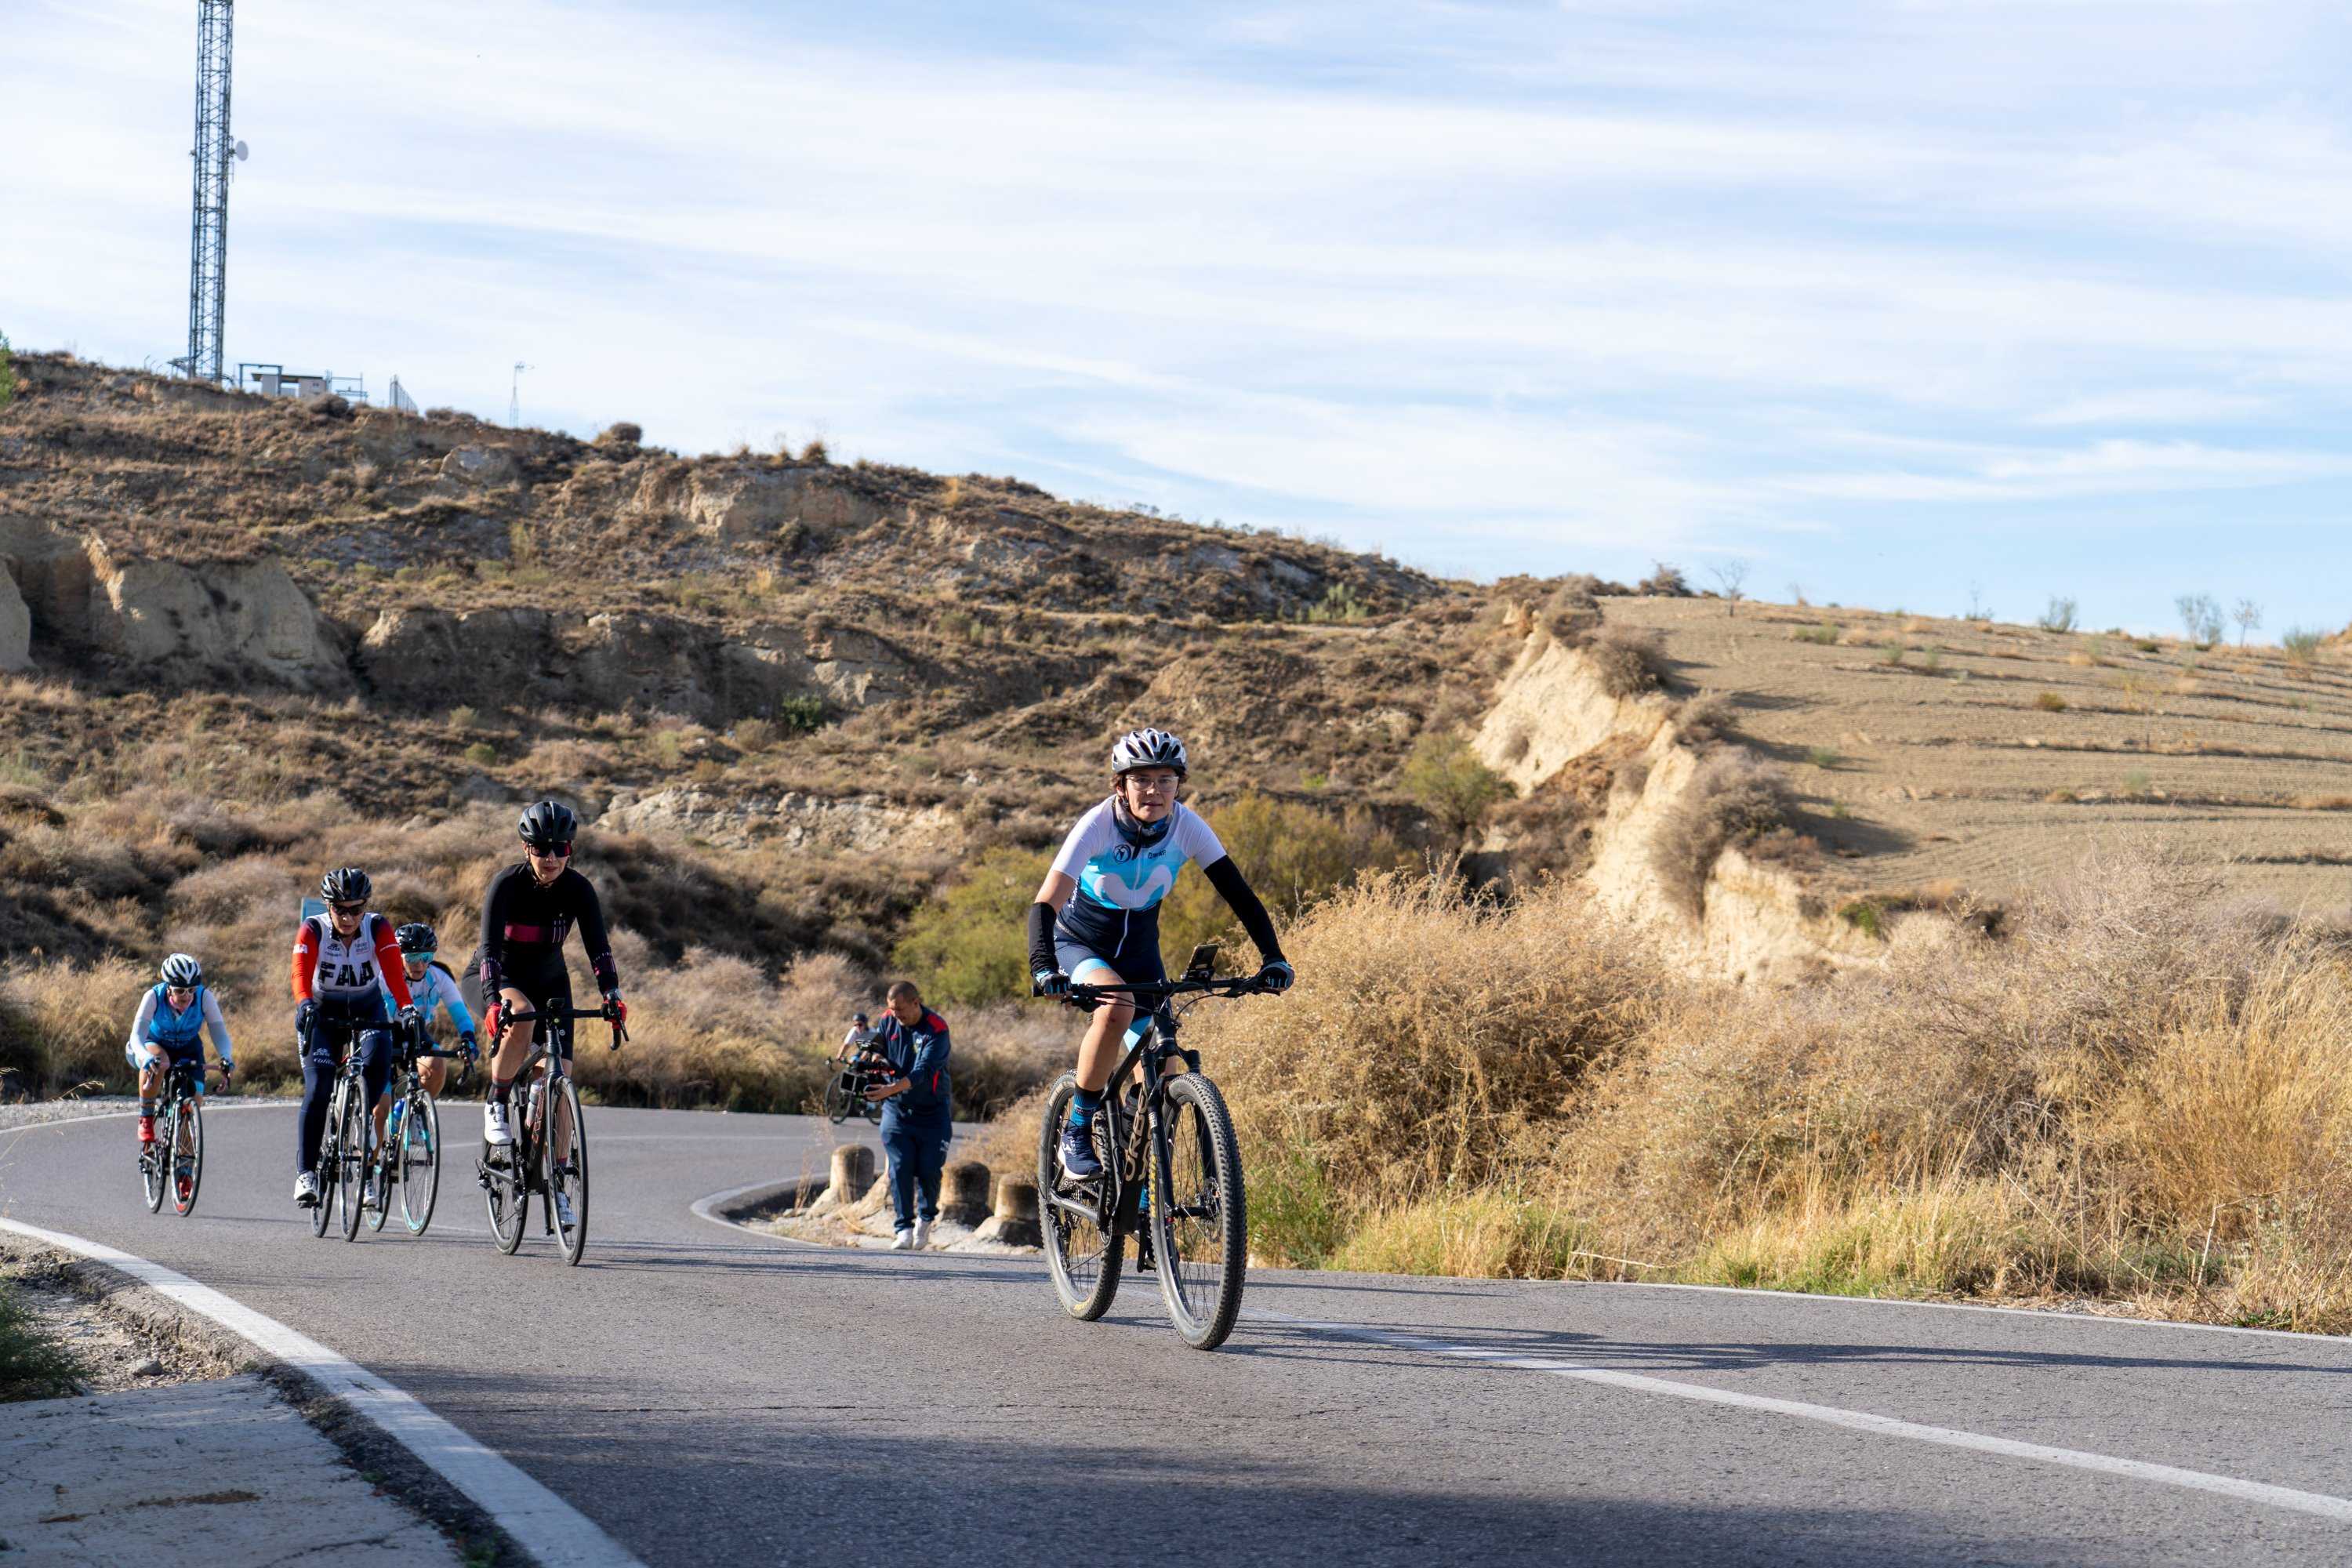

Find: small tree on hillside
2234;598;2263;646
0;332;15;411
1401;733;1514;838
1707;561;1750;617
2176;593;2224;647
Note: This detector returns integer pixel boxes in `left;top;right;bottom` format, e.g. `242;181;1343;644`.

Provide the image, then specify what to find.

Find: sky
13;0;2352;633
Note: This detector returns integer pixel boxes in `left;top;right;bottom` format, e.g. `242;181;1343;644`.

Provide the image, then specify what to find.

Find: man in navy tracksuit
866;981;953;1250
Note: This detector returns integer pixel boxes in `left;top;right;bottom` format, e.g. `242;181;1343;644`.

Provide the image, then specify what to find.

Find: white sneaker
484;1102;514;1148
913;1218;934;1249
890;1229;915;1250
293;1171;318;1207
554;1192;575;1230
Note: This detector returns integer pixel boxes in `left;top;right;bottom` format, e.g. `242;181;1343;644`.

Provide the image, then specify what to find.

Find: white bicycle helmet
1110;728;1188;777
160;953;202;987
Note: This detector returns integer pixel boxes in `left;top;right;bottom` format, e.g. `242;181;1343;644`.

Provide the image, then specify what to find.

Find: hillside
5;349;2350;1110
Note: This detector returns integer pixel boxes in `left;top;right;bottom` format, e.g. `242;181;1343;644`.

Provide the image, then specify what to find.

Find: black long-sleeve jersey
477;863;618;996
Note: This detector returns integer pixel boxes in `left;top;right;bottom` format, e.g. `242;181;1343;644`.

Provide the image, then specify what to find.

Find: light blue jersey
1050;798;1225;953
408;961;476;1039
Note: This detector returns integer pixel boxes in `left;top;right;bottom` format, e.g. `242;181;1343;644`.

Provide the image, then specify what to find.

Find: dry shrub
1647;752;1790;912
0;955;151;1096
169;855;299;924
1192;873;1666;1261
1588;622;1665;699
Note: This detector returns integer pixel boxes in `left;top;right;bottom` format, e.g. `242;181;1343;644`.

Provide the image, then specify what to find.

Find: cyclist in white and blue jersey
376;922;477;1151
1027;728;1293;1178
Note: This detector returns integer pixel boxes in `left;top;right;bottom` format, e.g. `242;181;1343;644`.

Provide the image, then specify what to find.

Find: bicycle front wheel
310;1087;339;1238
823;1075;851;1124
399;1092;440;1236
549;1076;589;1265
141;1109;168;1214
1038;1073;1122;1322
171;1098;204;1217
336;1083;369;1242
1150;1072;1248;1350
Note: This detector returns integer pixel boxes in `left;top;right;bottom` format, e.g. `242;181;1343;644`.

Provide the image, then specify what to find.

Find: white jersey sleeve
201;989;232;1059
1049;800;1119;884
125;988;158;1054
1172;804;1226;869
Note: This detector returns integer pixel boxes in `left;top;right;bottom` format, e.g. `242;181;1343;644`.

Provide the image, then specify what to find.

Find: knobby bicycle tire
1149;1072;1248;1350
1039;1072;1122;1321
399;1091;440;1236
170;1096;204;1218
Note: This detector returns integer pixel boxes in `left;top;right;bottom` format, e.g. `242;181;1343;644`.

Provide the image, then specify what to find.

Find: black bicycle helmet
395;921;437;956
518;799;578;851
160;953;202;987
320;866;372;905
1109;727;1189;777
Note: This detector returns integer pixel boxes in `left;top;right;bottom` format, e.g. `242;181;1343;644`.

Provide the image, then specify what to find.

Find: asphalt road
7;1102;2352;1566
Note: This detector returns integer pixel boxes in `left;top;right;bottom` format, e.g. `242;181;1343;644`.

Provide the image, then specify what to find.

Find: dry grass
1198;852;2352;1328
1647;751;1792;912
1587;623;1666;699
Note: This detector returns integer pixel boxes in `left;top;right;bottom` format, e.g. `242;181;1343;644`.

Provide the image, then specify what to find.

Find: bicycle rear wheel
140;1108;168;1214
823;1075;851;1124
170;1098;204;1217
399;1091;440;1236
1038;1073;1122;1321
549;1076;589;1265
337;1083;369;1242
1149;1072;1248;1350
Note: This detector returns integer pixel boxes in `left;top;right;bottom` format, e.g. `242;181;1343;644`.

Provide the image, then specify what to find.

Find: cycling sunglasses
528;841;573;858
329;900;366;916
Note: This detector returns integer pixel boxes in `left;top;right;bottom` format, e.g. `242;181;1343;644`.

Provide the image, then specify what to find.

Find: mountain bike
1036;945;1269;1351
477;1003;626;1266
139;1058;216;1217
373;1041;475;1237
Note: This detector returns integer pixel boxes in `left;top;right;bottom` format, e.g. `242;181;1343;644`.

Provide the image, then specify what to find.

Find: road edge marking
687;1178;831;1248
0;1216;648;1568
1258;1312;2352;1523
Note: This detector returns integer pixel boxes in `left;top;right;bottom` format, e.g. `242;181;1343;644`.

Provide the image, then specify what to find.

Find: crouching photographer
863;981;953;1250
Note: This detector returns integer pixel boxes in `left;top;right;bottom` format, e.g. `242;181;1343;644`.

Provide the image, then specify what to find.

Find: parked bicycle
477;1002;625;1266
139;1058;220;1217
1036;944;1268;1350
823;1014;891;1125
370;1040;476;1237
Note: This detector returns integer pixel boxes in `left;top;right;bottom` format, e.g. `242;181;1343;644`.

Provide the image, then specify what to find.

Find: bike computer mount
1181;942;1221;982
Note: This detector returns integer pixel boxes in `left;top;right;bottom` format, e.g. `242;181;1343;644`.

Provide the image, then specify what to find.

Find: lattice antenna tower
183;0;238;383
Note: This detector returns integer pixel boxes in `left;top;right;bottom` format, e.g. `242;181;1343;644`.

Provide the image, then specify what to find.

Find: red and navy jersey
478;863;617;994
292;913;414;1009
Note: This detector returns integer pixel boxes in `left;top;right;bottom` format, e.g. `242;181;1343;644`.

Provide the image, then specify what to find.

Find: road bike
1036;944;1269;1351
372;1040;475;1237
822;1022;891;1125
310;1018;399;1243
139;1058;217;1217
477;1003;626;1266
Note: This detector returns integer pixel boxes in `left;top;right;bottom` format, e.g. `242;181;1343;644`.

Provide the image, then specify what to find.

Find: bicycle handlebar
503;1004;629;1049
1050;974;1275;1007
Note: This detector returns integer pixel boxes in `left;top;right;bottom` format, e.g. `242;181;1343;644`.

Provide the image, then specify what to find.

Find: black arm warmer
1027;902;1060;978
1203;856;1284;965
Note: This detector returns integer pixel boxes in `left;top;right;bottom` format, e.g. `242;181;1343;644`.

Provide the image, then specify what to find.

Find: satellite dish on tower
234;140;249;161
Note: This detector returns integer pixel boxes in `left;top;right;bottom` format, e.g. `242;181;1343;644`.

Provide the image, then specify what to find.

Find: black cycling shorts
499;948;575;1060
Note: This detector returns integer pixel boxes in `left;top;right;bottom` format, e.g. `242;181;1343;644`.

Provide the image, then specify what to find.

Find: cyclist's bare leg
419;1057;447;1096
491;987;535;1083
1073;967;1136;1094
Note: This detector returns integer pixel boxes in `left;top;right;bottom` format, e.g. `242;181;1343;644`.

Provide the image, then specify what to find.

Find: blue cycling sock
1069;1087;1102;1128
139;1098;155;1117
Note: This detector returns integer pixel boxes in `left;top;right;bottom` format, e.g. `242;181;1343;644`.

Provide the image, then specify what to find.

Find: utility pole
509;362;529;427
181;1;237;383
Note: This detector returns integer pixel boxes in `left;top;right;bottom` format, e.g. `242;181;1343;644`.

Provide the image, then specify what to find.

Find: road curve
6;1104;2352;1566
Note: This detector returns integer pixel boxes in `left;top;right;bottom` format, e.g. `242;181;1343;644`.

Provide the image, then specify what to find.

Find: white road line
687;1179;827;1248
0;1217;648;1568
1259;1313;2352;1524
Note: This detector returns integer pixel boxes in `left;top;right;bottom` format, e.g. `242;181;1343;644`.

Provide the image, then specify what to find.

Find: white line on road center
0;1217;648;1568
1259;1313;2352;1524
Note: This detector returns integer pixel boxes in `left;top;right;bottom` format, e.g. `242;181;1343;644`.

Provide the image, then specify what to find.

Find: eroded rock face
0;515;96;635
686;467;893;543
0;568;29;673
1472;633;1667;792
439;446;519;488
85;547;352;692
602;786;958;852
